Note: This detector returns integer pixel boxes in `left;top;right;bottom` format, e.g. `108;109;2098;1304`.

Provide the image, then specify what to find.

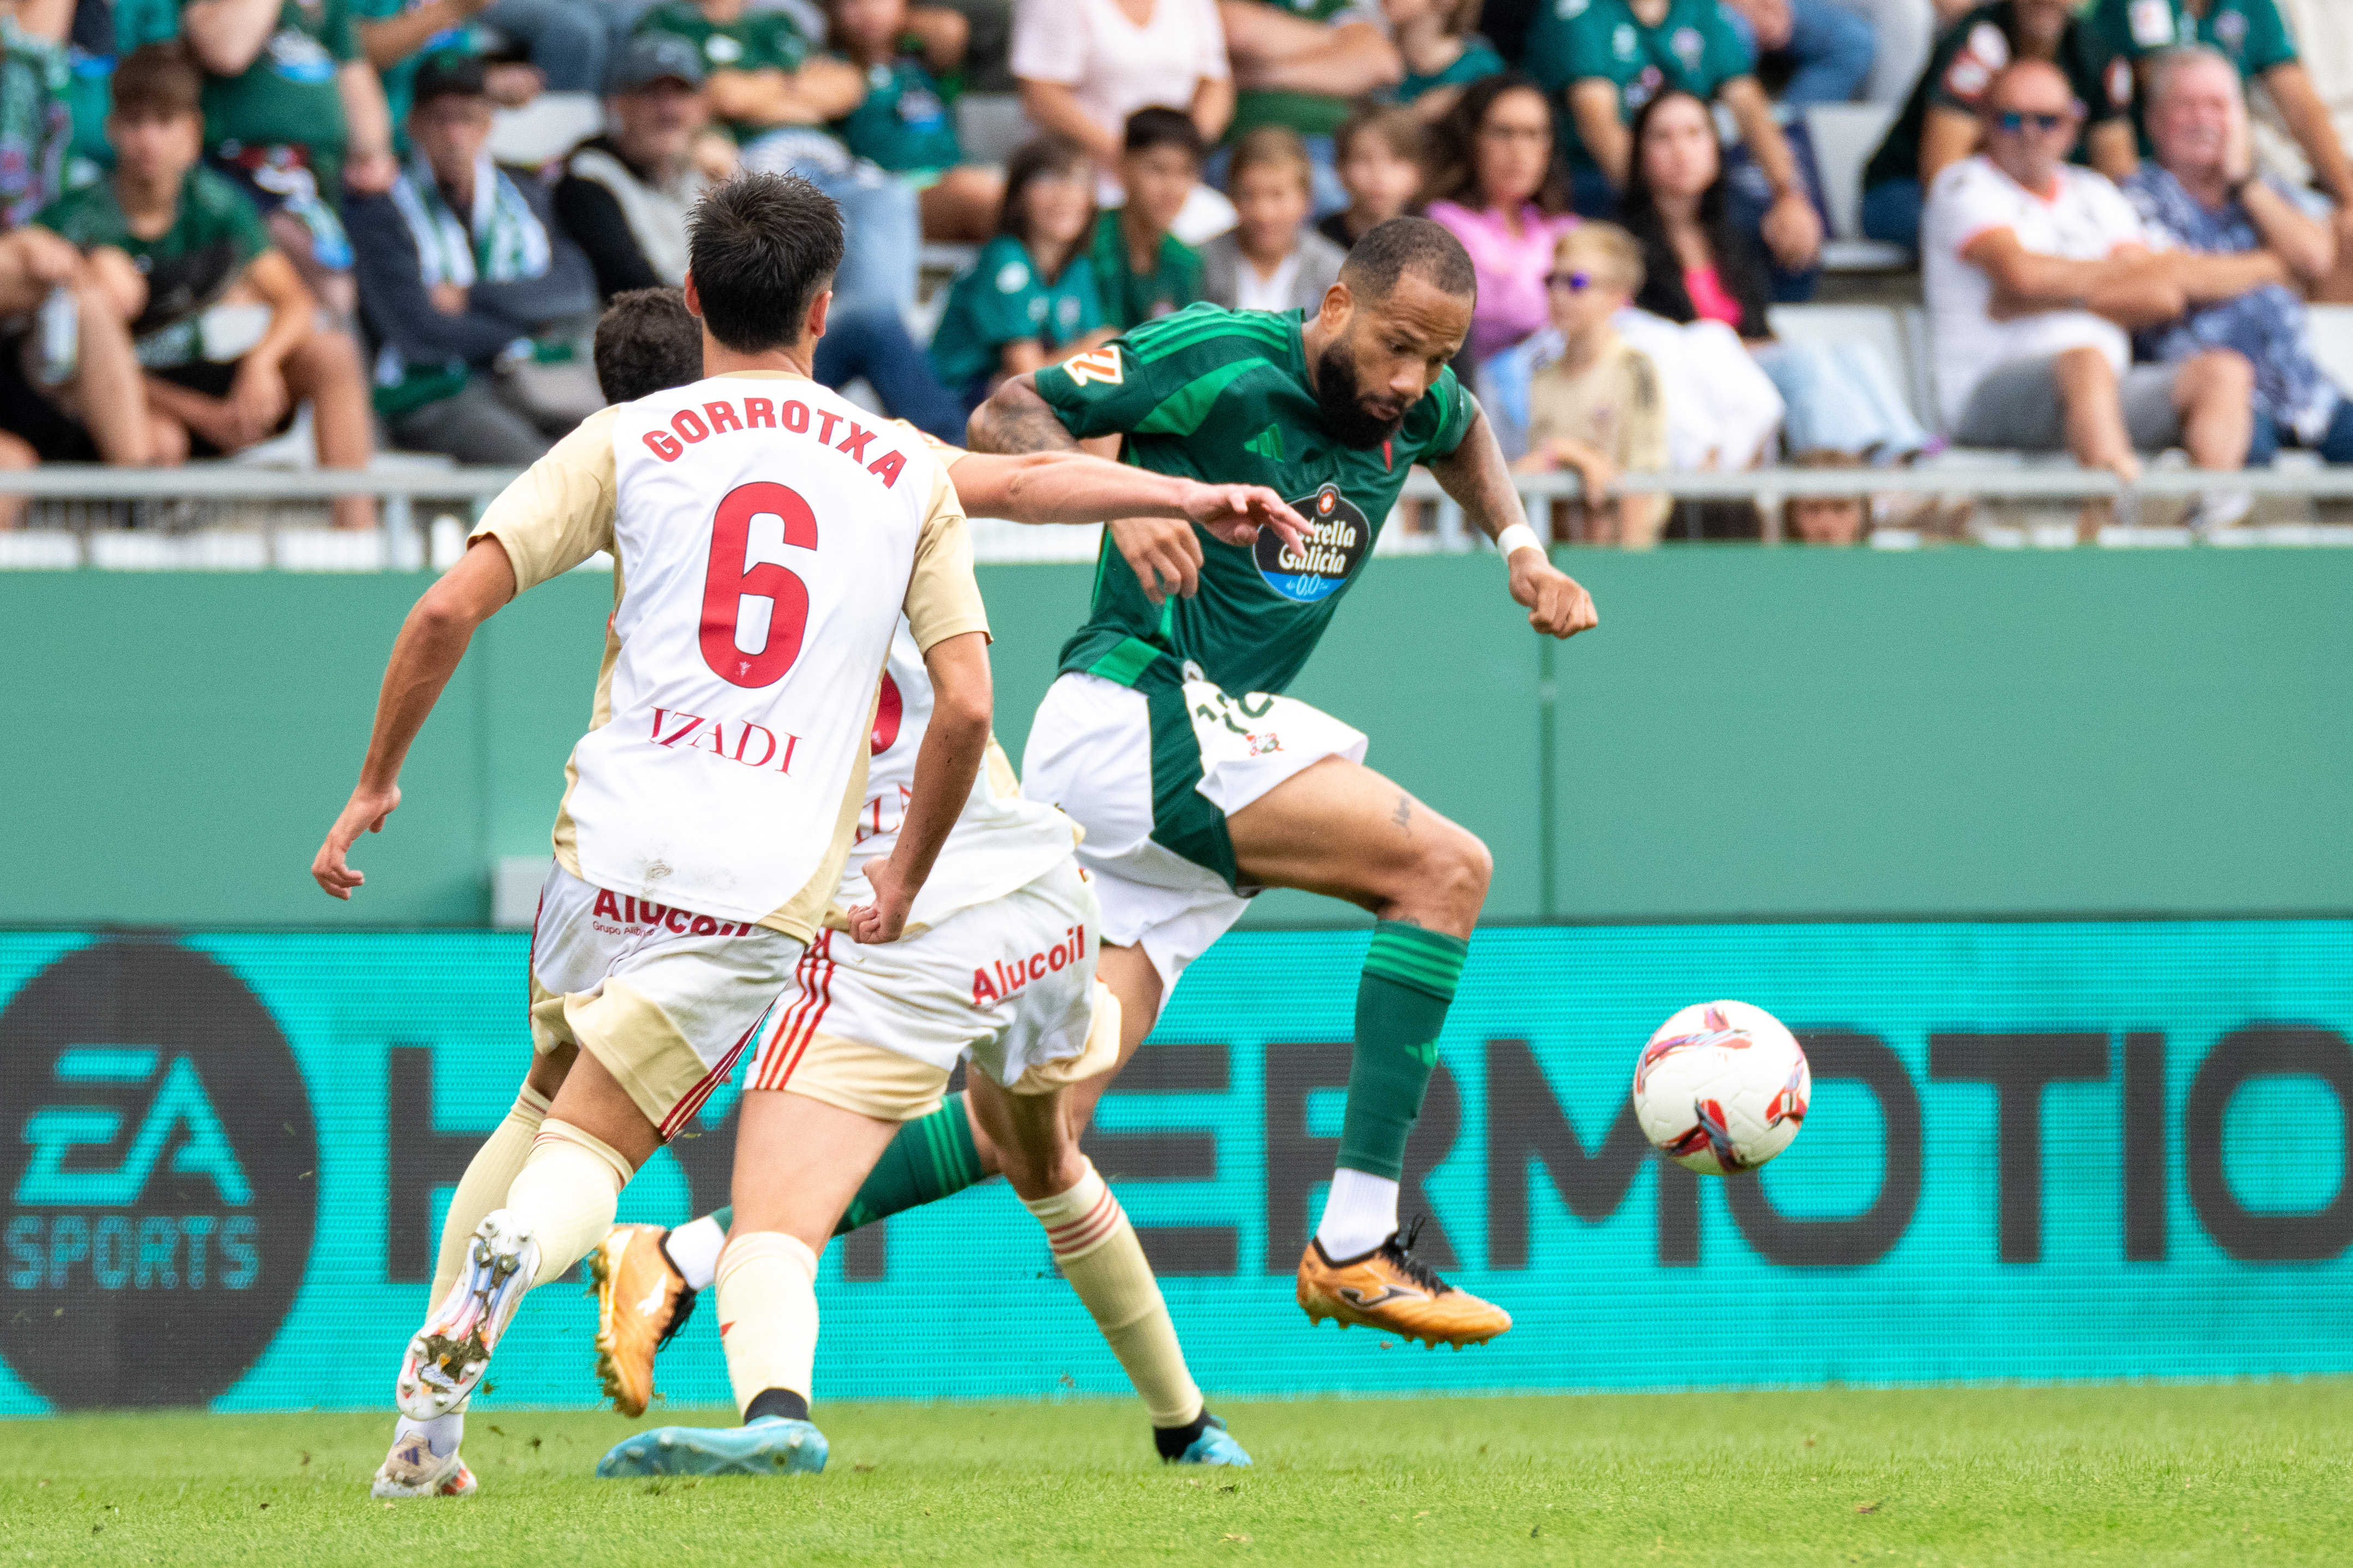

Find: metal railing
3;460;2353;569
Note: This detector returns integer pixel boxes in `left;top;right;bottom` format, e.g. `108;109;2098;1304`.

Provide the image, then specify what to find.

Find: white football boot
396;1211;539;1420
371;1425;479;1498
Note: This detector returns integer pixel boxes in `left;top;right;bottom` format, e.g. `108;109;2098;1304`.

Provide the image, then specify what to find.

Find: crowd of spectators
1;0;2351;539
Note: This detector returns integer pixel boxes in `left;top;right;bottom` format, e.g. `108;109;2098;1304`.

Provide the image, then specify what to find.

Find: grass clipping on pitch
2;1384;2347;1565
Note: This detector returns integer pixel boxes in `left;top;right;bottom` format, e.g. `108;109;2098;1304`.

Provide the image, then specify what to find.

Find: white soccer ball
1631;1000;1811;1175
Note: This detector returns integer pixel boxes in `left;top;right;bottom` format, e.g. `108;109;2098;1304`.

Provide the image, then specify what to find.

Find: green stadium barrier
2;921;2349;1412
5;550;2352;929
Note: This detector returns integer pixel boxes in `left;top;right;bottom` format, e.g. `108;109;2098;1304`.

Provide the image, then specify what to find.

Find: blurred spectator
2088;0;2353;300
0;226;156;519
1718;0;1873;106
1219;0;1400;214
1385;0;1502;122
1318;100;1422;247
61;0;182;180
5;0;71;219
2259;0;2353;299
555;33;715;296
1510;222;1667;546
1088;105;1206;327
1201;123;1344;308
1424;71;1576;363
348;53;598;463
1524;0;1823;291
831;0;1004;240
37;44;375;521
592;284;701;401
1624;87;1925;457
1614;301;1780;469
928;134;1109;410
1862;0;2134;251
1923;59;2267;500
1010;0;1232;210
635;0;920;313
2124;46;2350;462
182;0;397;317
1780;450;1865;540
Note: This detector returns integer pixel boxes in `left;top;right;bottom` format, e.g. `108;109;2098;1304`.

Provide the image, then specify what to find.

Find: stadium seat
956;93;1028;165
2307;305;2353;400
1802;103;1899;242
489;92;604;168
1766;302;1932;428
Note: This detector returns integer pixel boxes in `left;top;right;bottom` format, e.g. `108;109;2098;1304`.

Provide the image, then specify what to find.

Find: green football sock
1336;923;1469;1181
700;1092;985;1241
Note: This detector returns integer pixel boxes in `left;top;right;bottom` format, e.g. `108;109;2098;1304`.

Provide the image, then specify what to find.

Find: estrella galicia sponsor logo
1254;484;1369;604
1;941;316;1408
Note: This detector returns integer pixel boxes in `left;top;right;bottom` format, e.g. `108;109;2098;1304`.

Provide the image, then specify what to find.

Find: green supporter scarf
373;150;554;417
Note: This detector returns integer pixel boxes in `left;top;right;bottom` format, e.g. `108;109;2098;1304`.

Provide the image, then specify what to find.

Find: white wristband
1494;523;1544;561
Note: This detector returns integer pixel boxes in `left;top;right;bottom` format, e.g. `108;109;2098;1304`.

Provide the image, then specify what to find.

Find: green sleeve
29;187;94;246
1703;7;1754;86
1032;335;1166;437
749;13;809;70
322;0;358;63
2081;0;2130;56
222;182;274;262
1069;262;1106;338
1556;3;1621;83
120;0;181;50
2241;0;2296;75
1414;368;1475;462
964;242;1045;349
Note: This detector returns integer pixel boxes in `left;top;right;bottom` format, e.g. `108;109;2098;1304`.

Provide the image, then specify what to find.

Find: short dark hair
997;135;1095;245
1124;106;1204;163
411;52;489;109
1340;216;1476;303
686;174;845;353
109;42;200;122
595;288;703;403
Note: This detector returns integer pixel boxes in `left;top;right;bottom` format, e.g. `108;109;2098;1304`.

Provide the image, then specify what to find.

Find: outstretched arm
1427;403;1597;640
312;536;518;897
948;449;1306;551
851;630;991;943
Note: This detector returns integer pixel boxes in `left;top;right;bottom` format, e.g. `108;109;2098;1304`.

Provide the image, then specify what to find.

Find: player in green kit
973;217;1595;1347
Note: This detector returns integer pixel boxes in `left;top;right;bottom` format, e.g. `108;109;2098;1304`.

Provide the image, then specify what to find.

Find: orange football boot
1296;1218;1511;1348
587;1224;697;1417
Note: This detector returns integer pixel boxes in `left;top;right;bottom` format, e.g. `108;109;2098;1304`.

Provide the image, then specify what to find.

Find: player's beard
1312;337;1410;450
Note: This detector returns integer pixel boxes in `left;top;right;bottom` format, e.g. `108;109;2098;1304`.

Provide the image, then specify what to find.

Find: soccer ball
1631;1000;1811;1175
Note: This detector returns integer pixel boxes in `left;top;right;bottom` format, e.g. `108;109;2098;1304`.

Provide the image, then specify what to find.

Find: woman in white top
1011;0;1234;211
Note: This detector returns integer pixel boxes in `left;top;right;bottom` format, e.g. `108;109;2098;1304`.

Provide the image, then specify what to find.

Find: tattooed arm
966;373;1084;455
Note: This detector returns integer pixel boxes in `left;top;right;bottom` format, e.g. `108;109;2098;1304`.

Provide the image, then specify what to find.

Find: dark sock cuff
746;1387;810;1425
1363;921;1468;1001
1153;1408;1211;1460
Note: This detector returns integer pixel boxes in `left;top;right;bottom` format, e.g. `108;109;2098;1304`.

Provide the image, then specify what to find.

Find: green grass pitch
3;1383;2346;1565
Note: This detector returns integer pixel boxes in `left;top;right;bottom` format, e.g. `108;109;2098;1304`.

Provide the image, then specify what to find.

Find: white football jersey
841;619;1079;931
472;372;988;938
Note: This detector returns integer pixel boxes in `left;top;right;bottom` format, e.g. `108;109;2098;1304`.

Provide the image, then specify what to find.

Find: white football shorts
1020;667;1366;991
526;863;801;1138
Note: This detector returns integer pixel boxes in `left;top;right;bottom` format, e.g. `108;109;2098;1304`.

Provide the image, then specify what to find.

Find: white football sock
666;1213;727;1293
716;1232;819;1419
394;1411;463;1457
430;1085;551;1303
1314;1168;1400;1259
504;1119;633;1287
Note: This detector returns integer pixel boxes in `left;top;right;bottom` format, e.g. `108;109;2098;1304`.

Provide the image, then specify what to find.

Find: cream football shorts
527;863;803;1138
1020;663;1367;991
744;855;1116;1122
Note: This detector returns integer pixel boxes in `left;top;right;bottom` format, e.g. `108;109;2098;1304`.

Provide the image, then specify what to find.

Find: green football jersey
1033;303;1475;697
1227;0;1381;140
2084;0;2296;154
201;0;358;180
929;234;1105;398
37;165;271;364
634;2;812;141
1526;0;1753;172
1862;2;2126;190
835;55;961;172
1087;210;1204;331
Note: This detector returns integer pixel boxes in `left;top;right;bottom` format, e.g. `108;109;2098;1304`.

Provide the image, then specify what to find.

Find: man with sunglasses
1861;0;2136;251
1923;58;2275;514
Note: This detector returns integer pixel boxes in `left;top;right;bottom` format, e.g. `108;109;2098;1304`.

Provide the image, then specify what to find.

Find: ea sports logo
1254;484;1369;604
0;941;316;1408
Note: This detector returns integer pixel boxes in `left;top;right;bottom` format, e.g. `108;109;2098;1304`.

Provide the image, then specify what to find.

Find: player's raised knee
1413;821;1491;923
